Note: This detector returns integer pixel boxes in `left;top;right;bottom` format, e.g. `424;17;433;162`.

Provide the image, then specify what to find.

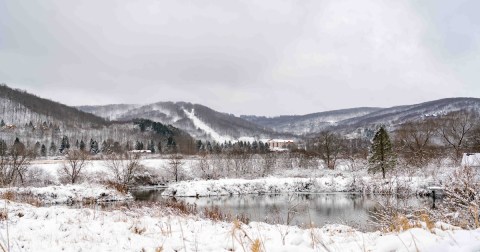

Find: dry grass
1;191;41;207
162;199;197;216
203;206;225;221
250;239;261;252
0;210;7;221
0;191;15;201
104;180;129;194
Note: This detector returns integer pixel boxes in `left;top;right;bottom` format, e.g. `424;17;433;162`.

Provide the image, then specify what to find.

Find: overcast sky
1;0;479;116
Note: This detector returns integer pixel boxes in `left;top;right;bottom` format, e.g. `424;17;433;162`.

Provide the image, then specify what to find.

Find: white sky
1;0;479;116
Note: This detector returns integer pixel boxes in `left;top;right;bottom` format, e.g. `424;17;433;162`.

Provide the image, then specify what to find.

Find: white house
266;139;295;151
461;153;480;168
129;150;152;154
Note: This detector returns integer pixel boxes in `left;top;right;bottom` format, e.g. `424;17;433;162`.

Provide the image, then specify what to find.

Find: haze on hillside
1;1;480;116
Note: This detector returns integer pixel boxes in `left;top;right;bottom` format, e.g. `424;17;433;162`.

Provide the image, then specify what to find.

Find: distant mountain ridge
241;107;382;135
242;97;480;137
79;97;480;140
78;102;283;142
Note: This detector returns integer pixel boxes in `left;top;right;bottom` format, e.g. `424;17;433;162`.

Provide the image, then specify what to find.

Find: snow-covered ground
0;199;479;252
0;184;132;204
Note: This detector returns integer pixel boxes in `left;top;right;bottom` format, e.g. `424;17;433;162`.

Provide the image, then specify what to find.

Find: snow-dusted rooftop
461;153;480;167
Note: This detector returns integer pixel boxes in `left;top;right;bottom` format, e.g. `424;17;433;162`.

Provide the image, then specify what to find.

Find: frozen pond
132;190;436;231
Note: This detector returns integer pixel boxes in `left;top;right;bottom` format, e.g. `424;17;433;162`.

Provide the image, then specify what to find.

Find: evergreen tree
166;137;176;153
196;140;203;152
12;138;25;155
75;139;79;149
368;126;396;179
206;141;212;152
41;144;47;157
0;139;7;156
49;141;57;155
0;119;5;127
79;140;86;151
157;142;162;153
252;141;258;152
90;139;99;154
135;141;144;150
60;136;70;153
34;141;41;156
101;140;108;153
148;140;155;153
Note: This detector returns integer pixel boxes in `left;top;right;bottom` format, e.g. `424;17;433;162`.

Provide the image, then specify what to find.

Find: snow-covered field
0;157;476;251
1;199;479;252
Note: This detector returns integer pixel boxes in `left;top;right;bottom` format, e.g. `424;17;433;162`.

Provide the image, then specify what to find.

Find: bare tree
395;120;438;166
168;153;184;182
314;131;344;169
60;150;88;184
439;111;477;160
0;140;32;186
104;152;142;187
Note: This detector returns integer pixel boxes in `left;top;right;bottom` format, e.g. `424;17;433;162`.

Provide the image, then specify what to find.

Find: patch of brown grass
0;191;15;201
104;180;128;194
250;239;261;252
162;199;197;215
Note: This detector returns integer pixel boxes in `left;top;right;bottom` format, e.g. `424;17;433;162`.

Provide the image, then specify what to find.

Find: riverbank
0;184;133;204
161;175;434;197
0;199;478;251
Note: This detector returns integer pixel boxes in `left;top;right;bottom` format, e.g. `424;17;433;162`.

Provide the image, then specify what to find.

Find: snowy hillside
79;102;283;142
0;85;193;153
243;98;480;136
336;98;480;131
242;107;382;135
77;104;141;121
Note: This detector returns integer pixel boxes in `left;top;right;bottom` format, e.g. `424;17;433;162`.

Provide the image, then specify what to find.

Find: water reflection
132;190;436;231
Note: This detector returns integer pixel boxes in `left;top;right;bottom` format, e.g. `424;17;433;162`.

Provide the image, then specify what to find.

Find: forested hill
0;84;107;127
0;84;195;154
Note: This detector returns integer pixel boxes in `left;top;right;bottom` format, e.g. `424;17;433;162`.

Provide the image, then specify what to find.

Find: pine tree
79;140;86;151
41;144;47;157
0;119;5;127
368;126;396;179
90;139;99;154
135;141;144;150
149;140;155;153
196;140;203;152
157;142;162;153
0;139;7;156
49;141;57;155
60;136;70;153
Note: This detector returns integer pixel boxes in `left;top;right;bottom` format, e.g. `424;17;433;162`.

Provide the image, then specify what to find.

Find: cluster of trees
306;110;480;178
195;140;271;154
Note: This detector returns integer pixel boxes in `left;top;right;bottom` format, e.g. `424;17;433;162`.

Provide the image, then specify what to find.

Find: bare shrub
0;142;32;186
370;197;436;232
435;165;480;229
24;167;55;186
168;154;184;182
162;199;197;215
104;152;142;188
59;150;89;184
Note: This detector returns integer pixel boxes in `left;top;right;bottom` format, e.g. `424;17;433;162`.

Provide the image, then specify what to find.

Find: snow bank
0;184;132;204
0;200;479;252
162;177;354;197
162;175;433;197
